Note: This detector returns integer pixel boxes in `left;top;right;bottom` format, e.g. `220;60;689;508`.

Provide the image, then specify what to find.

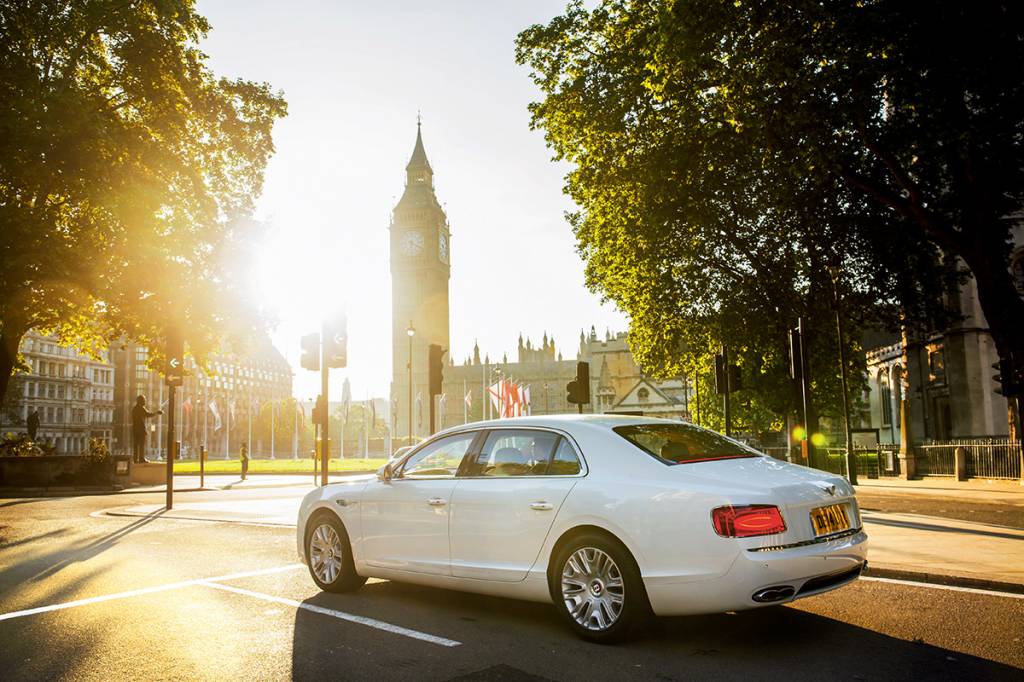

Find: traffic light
728;363;743;392
992;357;1024;397
566;361;591;405
312;394;325;424
300;333;320;371
789;328;803;380
165;328;184;387
429;344;445;396
714;354;727;395
323;314;347;368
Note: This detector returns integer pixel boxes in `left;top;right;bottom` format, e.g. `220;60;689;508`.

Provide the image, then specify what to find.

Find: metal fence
914;438;1021;480
762;440;1020;481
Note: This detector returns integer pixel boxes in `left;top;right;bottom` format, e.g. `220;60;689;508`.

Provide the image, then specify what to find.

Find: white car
296;415;867;641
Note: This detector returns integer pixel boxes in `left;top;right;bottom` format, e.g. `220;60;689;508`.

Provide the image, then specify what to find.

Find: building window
928;349;946;384
878;371;892;427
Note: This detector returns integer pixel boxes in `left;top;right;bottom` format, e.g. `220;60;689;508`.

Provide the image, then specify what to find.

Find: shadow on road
864;514;1024;540
289;580;1023;681
30;509;166;582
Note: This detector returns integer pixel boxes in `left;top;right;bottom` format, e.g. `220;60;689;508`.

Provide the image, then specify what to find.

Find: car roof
432;413;677;438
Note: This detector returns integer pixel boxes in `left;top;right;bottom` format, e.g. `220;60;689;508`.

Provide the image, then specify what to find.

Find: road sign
166;329;184;387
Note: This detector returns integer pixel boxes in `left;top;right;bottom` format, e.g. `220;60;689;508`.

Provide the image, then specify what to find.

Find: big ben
390;122;450;441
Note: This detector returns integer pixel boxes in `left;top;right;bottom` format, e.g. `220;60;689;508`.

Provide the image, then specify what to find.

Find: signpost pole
165;383;175;510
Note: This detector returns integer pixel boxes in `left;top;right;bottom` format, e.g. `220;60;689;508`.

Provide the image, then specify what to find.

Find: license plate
810;504;851;537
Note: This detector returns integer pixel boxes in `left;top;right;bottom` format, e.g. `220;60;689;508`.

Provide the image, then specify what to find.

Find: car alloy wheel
310;523;344;585
561;547;625;631
305;512;366;593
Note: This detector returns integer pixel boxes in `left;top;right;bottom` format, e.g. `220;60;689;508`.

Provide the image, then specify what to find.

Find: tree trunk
0;319;29;405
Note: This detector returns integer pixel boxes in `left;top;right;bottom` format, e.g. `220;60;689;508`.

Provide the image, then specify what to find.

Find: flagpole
203;382;208;455
463;379;467;424
293;400;298;459
247;385;252;458
271;398;276;460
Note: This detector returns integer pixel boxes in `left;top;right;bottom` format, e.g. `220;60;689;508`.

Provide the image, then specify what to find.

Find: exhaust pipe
752;585;795;603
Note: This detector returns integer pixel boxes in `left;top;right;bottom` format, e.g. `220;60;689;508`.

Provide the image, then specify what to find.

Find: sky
197;0;627;401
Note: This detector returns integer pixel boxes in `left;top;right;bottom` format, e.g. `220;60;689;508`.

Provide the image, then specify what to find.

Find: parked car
296;415;867;641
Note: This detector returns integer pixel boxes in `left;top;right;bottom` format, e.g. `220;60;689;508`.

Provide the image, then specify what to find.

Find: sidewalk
855;476;1024;504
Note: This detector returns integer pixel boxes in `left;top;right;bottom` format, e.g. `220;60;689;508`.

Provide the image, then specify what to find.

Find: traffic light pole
165;382;175;510
798;317;814;465
722;346;732;438
320;324;329;488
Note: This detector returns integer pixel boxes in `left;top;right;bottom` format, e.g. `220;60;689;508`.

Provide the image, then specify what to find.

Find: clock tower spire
390;120;451;442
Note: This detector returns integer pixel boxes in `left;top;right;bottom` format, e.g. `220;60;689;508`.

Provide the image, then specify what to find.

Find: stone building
0;330;115;453
864;224;1024;444
111;337;292;459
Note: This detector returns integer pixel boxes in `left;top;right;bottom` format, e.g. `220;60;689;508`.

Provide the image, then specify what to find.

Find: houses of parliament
388;123;692;440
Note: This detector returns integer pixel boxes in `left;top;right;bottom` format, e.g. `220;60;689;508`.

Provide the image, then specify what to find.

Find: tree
0;0;288;401
516;1;1021;431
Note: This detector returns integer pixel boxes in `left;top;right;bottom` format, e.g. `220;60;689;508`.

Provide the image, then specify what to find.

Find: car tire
549;533;651;643
305;512;366;593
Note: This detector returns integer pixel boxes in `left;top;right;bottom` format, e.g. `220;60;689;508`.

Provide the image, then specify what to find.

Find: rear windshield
612;423;761;465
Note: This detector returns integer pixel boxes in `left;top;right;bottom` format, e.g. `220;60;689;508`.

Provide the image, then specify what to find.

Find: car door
449;430;584;582
359;431;480;575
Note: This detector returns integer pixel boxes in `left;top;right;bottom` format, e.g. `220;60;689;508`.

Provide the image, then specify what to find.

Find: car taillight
712;505;787;538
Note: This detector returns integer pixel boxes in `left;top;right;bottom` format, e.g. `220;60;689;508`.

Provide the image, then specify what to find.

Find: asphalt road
1;490;1021;681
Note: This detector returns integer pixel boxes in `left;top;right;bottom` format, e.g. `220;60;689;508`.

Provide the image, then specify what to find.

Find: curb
0;472;378;498
863;564;1024;595
101;507;294;527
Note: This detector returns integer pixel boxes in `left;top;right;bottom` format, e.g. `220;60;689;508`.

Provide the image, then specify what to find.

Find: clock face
400;230;424;257
438;233;448;263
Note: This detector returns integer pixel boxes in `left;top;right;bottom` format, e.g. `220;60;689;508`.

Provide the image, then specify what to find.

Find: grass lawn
172;457;388;475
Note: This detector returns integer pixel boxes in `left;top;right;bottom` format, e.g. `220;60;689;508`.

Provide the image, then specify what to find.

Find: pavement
93;473;1024;594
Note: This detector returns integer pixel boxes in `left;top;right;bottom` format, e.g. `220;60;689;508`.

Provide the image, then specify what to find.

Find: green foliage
0;433;45;457
516;1;1024;433
0;0;288;399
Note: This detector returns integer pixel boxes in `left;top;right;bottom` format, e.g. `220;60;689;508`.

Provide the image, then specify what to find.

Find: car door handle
530;501;553;511
427;497;448;506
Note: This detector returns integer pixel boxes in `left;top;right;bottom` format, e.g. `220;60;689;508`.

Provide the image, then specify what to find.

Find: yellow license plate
810;504;851;537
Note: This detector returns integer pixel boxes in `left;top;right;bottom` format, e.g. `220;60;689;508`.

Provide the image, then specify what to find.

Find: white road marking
0;564;303;622
860;575;1024;600
200;581;462;647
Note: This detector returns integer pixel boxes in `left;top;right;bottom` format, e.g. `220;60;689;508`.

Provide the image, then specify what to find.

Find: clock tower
390;122;451;441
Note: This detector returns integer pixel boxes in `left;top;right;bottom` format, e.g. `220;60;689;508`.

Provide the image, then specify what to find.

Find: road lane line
200;581;462;647
860;575;1024;599
0;564;303;622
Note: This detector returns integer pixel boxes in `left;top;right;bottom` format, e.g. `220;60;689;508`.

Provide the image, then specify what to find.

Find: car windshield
612;423;761;465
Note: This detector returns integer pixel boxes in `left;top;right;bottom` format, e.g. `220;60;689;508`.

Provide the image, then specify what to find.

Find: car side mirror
378;462;393;482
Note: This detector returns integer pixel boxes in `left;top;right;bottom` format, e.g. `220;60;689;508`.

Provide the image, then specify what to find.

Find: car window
548;438;582;475
613;423;761;465
400;432;477;479
469;429;559;477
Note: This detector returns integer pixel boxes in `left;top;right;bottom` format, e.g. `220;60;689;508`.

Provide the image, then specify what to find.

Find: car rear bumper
644;529;868;616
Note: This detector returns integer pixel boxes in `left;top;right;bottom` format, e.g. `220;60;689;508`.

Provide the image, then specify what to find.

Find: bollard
955;446;968;481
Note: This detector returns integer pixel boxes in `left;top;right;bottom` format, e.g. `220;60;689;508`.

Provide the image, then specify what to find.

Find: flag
464;391;472;409
229;399;236;422
297;402;306;428
489;382;502;415
371;400;376;429
209;399;222;431
416;392;423;429
523;385;531;416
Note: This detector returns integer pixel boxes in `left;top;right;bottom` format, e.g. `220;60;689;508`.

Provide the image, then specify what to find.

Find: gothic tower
390;122;451;441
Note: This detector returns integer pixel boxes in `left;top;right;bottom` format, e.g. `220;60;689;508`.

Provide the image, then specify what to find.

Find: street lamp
406;322;415;445
829;265;857;485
